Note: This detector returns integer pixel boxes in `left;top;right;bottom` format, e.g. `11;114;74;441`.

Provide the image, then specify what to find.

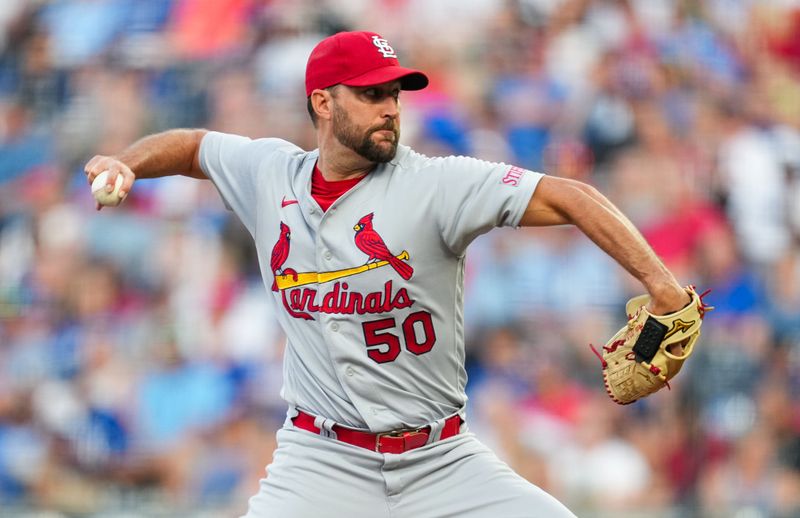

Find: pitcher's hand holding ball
85;156;135;210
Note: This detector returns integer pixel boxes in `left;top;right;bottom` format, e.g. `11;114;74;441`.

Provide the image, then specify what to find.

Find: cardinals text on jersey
269;213;416;321
268;213;437;364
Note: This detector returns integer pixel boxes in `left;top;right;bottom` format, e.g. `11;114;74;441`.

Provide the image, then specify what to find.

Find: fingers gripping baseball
84;155;136;210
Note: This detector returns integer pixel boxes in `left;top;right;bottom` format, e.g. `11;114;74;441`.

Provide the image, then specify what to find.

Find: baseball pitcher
85;31;708;517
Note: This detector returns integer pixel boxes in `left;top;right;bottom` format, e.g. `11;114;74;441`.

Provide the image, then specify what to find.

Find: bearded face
331;101;400;163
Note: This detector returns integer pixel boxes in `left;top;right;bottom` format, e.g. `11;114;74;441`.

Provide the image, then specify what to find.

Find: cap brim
341;66;429;91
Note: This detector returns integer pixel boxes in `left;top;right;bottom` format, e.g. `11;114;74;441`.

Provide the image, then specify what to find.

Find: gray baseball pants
242;423;577;518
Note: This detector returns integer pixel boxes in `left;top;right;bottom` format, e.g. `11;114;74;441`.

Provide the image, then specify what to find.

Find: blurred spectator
40;0;132;68
766;250;800;349
169;0;253;60
716;98;793;266
134;337;234;451
548;396;654;511
699;426;800;517
0;102;56;184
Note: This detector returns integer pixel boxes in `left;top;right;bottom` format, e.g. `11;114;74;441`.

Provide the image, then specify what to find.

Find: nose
381;96;399;120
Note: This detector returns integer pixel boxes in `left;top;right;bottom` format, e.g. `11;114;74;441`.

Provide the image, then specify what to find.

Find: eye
360;86;400;102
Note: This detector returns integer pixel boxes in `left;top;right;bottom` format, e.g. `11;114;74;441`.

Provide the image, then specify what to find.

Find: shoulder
201;132;315;175
203;131;306;156
392;146;499;174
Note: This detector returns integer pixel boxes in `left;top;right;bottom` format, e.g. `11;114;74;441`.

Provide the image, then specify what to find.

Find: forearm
568;185;675;292
84;128;208;208
114;129;207;180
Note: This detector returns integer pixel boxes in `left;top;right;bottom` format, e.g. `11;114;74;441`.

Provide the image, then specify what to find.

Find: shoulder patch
501;166;526;187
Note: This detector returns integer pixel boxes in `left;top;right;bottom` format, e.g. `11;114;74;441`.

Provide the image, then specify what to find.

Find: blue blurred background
1;0;800;516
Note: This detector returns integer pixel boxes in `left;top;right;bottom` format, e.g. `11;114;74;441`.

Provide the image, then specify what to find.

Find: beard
332;104;400;163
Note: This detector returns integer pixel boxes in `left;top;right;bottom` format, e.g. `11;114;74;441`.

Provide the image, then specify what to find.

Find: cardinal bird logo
353;213;413;280
270;222;291;291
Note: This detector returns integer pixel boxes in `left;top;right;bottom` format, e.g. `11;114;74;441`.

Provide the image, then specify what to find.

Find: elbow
522;176;604;227
187;129;209;179
563;177;600;198
548;177;600;216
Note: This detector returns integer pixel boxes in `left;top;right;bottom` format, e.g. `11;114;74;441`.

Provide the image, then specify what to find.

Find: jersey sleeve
199;131;294;235
432;156;544;255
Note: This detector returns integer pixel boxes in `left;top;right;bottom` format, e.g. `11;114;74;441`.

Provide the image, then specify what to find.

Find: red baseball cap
305;31;428;97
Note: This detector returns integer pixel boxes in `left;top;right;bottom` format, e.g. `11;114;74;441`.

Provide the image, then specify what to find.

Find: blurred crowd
1;0;800;516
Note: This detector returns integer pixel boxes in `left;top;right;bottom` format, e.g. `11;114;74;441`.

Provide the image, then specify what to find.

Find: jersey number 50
361;311;436;363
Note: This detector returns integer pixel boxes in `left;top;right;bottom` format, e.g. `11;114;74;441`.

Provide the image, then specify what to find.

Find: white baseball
91;170;125;207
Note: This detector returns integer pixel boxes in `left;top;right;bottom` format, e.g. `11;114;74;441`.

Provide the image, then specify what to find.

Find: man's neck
317;136;375;181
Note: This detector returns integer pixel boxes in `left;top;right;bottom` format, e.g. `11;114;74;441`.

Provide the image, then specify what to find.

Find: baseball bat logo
274;251;410;290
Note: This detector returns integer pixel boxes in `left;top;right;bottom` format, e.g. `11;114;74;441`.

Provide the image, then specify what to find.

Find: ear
311;89;334;122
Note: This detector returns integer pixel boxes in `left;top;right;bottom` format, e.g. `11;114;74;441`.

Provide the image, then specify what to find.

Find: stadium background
1;0;800;516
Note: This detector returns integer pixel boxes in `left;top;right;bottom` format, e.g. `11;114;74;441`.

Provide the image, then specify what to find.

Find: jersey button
346;367;355;377
324;251;332;260
331;322;340;332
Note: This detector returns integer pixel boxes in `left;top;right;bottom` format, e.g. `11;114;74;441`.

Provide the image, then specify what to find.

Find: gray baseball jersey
199;131;543;432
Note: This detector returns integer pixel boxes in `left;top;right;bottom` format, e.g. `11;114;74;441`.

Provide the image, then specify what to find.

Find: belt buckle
375;427;427;453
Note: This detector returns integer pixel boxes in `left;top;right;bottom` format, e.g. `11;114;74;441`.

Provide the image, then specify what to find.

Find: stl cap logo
372;36;397;58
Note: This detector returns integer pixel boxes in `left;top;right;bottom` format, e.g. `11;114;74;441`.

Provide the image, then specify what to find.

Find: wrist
111;154;140;178
646;279;682;297
646;281;690;315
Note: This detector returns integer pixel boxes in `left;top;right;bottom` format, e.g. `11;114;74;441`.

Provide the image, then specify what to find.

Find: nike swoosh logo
281;197;299;208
